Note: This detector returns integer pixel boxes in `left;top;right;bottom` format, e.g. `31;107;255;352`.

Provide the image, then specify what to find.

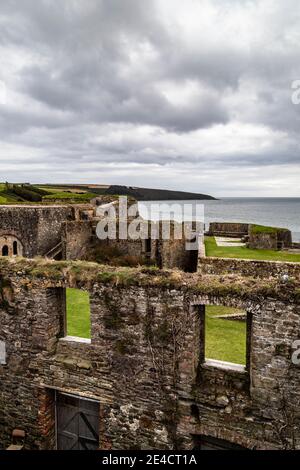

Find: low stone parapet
198;256;300;279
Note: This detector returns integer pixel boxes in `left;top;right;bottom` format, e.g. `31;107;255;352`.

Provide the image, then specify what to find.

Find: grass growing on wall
205;305;246;365
66;288;91;339
205;236;300;263
250;224;286;234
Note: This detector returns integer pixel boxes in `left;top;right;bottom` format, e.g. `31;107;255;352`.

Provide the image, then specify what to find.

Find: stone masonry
0;258;300;450
0;205;76;257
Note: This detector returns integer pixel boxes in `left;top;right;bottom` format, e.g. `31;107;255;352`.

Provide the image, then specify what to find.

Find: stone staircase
44;241;63;259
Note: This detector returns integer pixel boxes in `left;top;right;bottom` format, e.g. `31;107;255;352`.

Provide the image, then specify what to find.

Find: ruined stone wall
62;221;93;260
92;227;192;270
277;229;292;248
248;231;278;250
0;259;300;450
248;228;292;250
0;235;23;257
208;222;249;238
97;238;145;258
101;237;193;271
0;206;75;257
181;294;300;450
90;219;197;270
36;207;76;255
158;239;197;271
0;277;194;450
198;257;300;280
154;221;199;271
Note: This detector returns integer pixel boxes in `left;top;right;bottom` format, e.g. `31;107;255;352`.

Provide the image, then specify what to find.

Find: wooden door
56;393;99;450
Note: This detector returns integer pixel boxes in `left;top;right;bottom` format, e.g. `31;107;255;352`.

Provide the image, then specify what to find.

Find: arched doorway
13;241;18;256
2;245;9;256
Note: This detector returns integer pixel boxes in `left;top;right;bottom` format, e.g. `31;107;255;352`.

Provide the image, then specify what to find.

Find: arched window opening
13;241;18;255
2;245;9;256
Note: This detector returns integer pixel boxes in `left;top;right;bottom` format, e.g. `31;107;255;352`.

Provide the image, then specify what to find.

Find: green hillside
0;183;96;204
0;182;216;204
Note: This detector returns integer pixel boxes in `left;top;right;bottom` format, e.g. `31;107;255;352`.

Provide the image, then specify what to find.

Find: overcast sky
0;0;300;196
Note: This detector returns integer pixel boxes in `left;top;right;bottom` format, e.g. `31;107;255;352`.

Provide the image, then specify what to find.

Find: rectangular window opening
197;304;251;371
63;288;91;342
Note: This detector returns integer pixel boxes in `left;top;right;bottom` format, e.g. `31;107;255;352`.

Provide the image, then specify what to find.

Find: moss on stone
0;257;299;303
250;224;288;234
103;293;123;330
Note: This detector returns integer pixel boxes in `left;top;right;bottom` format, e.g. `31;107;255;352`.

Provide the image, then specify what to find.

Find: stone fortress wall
0;203;197;271
0;205;76;258
208;222;249;238
208;221;293;250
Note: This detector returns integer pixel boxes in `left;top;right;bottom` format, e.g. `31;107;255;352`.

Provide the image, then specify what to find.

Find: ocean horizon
139;197;300;242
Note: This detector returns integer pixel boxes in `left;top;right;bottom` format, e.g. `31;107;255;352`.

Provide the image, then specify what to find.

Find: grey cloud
0;0;299;195
19;62;229;132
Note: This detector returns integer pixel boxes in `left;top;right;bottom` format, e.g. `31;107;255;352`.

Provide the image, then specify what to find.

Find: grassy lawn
66;288;91;339
38;186;88;194
205;305;246;365
205;236;300;263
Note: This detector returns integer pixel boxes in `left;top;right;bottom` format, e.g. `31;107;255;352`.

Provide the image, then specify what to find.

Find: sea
138;198;300;242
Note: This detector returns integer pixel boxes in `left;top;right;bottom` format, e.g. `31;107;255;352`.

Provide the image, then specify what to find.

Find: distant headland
105;185;216;201
0;182;216;203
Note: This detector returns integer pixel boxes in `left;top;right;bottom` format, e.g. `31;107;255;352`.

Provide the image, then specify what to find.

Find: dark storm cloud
0;0;299;195
19;63;228;132
9;0;229;133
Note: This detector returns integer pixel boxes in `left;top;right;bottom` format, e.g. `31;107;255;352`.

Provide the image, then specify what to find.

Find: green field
205;305;246;365
66;288;91;339
0;183;18;203
205;236;300;263
43;191;95;202
0;182;97;204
